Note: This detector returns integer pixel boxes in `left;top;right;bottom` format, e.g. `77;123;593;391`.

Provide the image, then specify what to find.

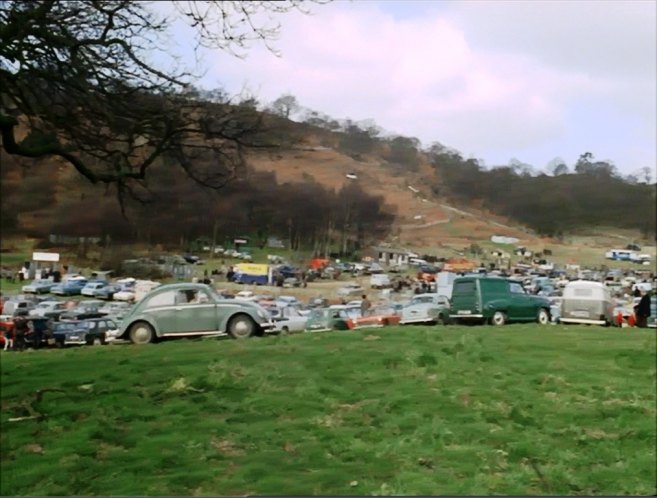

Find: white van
560;280;614;326
370;274;391;289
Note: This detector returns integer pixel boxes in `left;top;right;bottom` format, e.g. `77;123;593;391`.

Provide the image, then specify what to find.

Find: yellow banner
235;263;269;276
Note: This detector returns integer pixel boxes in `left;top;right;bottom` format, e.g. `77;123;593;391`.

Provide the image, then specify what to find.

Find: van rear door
450;278;480;317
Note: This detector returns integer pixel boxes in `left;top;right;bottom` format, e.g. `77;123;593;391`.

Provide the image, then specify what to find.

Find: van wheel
491;311;506;326
537;309;550;325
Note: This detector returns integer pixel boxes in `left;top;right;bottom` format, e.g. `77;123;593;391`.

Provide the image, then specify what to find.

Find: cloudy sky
161;0;656;176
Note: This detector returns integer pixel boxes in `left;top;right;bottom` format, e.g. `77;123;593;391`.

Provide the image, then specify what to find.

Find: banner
235;263;268;276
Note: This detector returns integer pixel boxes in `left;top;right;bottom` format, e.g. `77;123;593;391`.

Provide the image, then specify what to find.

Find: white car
370;274;391;288
399;293;451;325
337;283;365;297
29;300;67;318
274;295;299;307
113;289;136;302
272;306;309;333
235;290;258;302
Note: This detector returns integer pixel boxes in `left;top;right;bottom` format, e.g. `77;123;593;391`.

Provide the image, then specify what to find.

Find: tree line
0;150;395;255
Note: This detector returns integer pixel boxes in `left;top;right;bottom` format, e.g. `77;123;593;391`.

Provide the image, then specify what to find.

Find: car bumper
399;317;434;324
105;328;121;342
449;313;484;319
560;318;607;325
56;336;87;345
260;321;277;334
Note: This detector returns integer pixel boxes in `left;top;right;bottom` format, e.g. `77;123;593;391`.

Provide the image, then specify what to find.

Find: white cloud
187;0;656;173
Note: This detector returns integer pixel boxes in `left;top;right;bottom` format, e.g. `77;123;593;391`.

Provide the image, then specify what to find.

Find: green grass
1;325;655;496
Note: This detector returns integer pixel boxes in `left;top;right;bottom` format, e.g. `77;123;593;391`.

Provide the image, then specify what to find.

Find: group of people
1;316;54;352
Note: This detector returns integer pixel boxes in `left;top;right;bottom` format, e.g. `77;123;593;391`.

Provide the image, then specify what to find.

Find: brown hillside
246;146;543;248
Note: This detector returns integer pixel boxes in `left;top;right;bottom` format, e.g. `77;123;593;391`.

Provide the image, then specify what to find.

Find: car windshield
410;296;435;305
310;309;328;319
56;324;77;332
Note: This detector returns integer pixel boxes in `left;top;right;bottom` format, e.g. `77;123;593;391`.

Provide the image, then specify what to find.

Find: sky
156;0;656;176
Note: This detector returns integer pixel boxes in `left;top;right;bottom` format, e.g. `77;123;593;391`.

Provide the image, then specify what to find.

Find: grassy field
1;325;655;496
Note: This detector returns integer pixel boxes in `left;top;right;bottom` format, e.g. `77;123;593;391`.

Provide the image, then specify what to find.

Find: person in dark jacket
635;290;652;328
13;317;28;352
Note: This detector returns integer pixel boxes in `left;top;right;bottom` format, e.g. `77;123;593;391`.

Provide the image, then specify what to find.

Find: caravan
559;281;614;326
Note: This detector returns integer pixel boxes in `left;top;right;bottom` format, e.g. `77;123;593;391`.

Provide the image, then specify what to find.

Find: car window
176;289;211;305
509;282;525;294
143;291;176;309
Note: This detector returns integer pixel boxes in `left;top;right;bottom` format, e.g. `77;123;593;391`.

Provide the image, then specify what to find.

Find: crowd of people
1;316;55;352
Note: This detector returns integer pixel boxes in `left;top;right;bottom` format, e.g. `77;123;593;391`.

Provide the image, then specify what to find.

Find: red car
345;306;401;330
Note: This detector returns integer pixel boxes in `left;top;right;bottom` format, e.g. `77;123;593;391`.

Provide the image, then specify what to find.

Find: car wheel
281;326;290;335
491;311;506;326
129;322;154;345
228;314;255;339
92;337;103;346
537;309;550;325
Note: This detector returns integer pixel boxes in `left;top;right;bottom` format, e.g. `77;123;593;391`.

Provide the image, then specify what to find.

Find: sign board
234;239;248;244
234;263;268;276
32;252;60;262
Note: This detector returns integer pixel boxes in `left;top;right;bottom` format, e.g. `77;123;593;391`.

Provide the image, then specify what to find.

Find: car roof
565;280;605;288
145;283;212;292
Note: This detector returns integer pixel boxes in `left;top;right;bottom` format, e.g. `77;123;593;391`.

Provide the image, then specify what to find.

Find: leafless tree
0;0;325;209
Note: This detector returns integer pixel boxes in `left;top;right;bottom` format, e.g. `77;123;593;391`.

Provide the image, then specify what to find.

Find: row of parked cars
21;275;139;300
110;273;657;347
5;271;654;350
0;292;135;348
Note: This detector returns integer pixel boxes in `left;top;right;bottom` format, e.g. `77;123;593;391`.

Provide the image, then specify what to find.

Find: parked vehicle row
0;316;120;349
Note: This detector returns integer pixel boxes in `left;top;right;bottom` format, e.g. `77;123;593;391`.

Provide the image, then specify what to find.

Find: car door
140;290;179;334
173;289;218;334
508;281;533;320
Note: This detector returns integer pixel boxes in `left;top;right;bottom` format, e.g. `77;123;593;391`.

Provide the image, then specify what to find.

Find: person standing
360;294;372;317
635;290;652;328
13;317;28;352
2;324;13;351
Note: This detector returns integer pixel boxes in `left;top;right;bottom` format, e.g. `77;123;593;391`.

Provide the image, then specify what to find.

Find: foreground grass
1;325;655;496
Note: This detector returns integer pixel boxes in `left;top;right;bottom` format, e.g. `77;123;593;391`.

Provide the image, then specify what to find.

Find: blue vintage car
51;279;88;296
93;283;123;300
22;279;57;294
52;320;91;346
81;281;110;297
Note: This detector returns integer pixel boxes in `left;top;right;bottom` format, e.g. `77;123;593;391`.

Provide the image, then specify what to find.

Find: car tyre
491;311;506;326
537;309;550;325
281;326;289;335
228;314;255;339
129;322;154;345
436;313;447;326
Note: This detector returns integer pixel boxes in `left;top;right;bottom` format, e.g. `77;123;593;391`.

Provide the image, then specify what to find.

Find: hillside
1;104;655;261
246;146;542;249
